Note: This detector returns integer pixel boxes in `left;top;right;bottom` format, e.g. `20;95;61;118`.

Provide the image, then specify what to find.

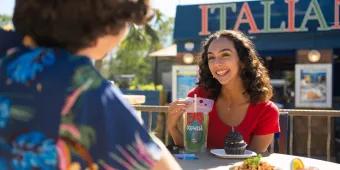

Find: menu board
295;64;332;108
172;65;198;101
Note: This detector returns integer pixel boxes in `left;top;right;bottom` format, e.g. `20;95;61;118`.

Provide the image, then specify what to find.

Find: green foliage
0;15;11;23
243;154;262;168
0;15;12;28
129;81;164;91
100;9;174;88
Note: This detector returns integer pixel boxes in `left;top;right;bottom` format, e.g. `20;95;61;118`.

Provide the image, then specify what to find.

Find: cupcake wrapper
224;144;247;155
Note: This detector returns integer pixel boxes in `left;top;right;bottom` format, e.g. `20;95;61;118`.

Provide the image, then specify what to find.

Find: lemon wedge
291;158;304;170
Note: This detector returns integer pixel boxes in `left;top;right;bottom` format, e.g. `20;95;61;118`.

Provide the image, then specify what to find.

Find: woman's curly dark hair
13;0;151;52
198;30;273;103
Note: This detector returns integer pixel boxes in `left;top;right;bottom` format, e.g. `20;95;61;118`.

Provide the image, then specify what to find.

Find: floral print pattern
0;47;160;169
105;133;159;170
11;132;57;170
7;48;55;84
72;66;102;90
0;96;10;128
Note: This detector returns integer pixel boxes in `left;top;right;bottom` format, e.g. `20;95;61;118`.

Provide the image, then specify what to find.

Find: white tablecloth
176;152;340;170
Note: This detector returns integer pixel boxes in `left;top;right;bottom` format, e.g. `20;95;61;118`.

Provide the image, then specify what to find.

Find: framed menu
295;64;332;108
172;65;198;101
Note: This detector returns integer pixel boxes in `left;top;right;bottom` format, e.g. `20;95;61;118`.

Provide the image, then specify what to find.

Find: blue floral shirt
0;47;161;170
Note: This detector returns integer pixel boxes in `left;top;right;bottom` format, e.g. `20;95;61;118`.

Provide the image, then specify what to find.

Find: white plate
210;149;256;159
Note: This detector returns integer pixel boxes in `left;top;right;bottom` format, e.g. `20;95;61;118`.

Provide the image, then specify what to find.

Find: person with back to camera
167;30;280;154
0;0;181;169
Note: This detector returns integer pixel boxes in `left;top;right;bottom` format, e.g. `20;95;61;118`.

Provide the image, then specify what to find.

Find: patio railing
133;105;340;161
281;109;340;161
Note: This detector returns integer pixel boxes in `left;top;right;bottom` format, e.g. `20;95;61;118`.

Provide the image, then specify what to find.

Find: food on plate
291;158;304;170
230;155;275;170
224;131;247;154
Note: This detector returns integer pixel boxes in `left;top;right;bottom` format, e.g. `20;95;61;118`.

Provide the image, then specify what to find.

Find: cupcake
224;131;247;155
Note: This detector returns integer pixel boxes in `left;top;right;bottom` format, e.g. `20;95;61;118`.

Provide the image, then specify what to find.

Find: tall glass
183;111;209;153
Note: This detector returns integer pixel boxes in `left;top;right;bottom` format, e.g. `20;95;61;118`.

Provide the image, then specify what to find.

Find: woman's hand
167;99;191;146
167;99;191;130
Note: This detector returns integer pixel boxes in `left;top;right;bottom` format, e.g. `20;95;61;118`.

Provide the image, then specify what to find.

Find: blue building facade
174;0;340;109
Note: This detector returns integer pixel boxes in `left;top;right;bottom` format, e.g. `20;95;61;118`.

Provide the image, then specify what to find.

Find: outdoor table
176;152;340;170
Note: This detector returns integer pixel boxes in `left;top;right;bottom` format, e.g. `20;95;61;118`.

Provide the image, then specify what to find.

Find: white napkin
185;97;214;113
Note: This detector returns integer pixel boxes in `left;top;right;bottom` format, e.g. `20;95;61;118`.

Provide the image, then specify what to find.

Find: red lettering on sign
199;5;211;36
285;0;297;31
333;0;340;29
234;2;259;33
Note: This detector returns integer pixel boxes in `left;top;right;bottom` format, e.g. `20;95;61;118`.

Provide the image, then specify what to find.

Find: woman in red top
167;30;280;153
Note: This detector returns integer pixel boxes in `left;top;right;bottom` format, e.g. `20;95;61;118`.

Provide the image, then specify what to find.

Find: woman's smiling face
207;37;241;86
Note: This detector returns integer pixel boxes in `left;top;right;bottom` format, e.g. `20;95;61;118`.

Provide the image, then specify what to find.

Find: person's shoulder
259;100;279;108
0;29;22;44
84;80;140;121
71;63;105;93
187;86;209;98
252;100;279;113
61;52;107;98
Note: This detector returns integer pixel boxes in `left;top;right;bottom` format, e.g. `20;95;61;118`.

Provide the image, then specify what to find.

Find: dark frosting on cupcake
224;131;247;154
225;131;243;142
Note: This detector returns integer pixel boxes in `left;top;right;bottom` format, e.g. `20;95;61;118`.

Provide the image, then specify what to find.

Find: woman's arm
167;100;190;146
249;102;280;153
248;134;274;153
168;124;184;146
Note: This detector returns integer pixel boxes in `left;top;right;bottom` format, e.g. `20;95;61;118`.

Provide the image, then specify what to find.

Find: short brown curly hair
13;0;151;52
198;30;273;103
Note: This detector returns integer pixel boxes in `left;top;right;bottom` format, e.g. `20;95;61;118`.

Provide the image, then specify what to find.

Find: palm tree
98;9;174;88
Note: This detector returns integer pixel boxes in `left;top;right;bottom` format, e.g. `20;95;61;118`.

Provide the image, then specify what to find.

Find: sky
0;0;15;15
151;0;246;17
1;0;248;17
